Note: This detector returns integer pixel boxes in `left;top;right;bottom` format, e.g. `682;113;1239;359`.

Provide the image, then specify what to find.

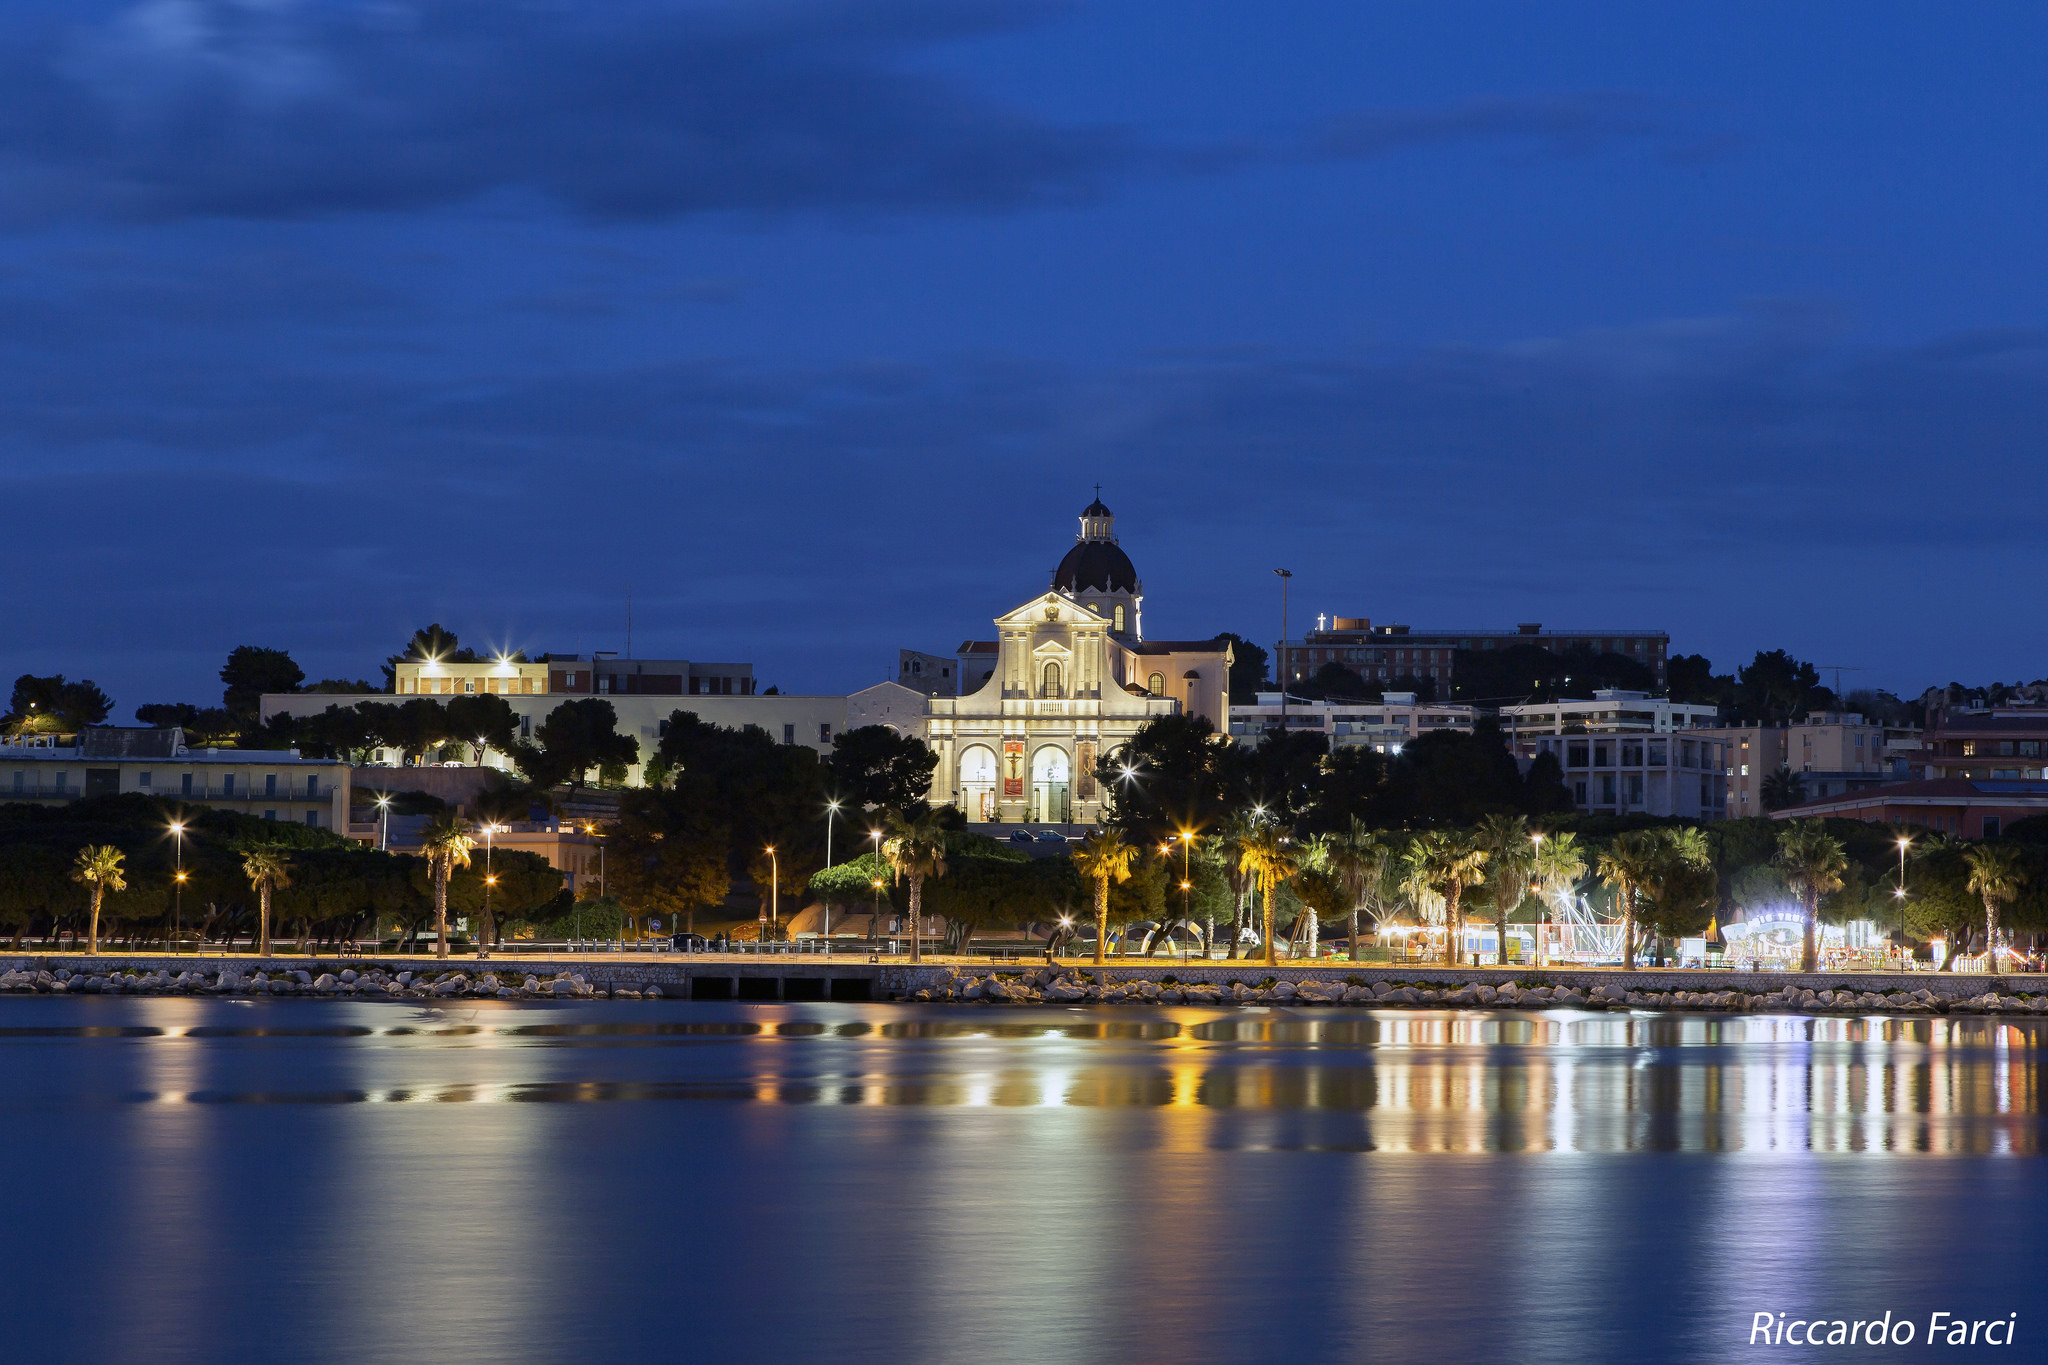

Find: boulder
313;974;339;992
551;979;578;996
1552;989;1586;1007
1272;983;1298;1000
644;984;663;999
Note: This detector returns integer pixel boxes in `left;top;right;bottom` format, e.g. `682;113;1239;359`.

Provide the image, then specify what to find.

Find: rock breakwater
0;965;667;1001
911;967;2048;1015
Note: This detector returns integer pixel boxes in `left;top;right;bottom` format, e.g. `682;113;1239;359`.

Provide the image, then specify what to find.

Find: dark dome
1054;539;1138;594
1081;496;1113;517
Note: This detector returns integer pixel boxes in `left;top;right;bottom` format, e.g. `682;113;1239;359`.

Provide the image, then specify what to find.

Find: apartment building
1227;692;1477;753
392;653;754;698
1698;713;1924;817
1912;706;2048;782
1499;691;1725;819
0;727;351;828
1279;618;1670;691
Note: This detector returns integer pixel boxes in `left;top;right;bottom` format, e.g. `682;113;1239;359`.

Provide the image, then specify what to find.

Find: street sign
649;919;661;932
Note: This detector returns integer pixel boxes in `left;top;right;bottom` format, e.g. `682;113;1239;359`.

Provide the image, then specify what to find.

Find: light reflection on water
3;997;2045;1365
3;1002;2042;1153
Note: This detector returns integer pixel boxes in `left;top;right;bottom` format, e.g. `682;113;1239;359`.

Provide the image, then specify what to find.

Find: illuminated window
1148;672;1164;695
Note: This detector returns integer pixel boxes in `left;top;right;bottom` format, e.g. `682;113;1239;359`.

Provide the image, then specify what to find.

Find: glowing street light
822;799;843;941
1531;832;1545;968
375;794;391;852
765;845;779;943
169;820;186;948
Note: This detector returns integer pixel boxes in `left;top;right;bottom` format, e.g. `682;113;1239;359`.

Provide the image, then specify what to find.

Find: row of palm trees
1064;814;2032;974
64;811;483;960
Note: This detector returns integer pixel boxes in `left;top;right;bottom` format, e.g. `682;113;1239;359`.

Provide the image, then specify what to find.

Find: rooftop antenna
1816;664;1862;699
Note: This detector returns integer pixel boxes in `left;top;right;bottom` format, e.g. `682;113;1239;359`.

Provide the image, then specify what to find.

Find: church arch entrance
958;744;998;823
1030;745;1071;825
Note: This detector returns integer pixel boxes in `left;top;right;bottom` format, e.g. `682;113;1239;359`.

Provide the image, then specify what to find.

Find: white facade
0;729;351;829
1500;690;1726;819
927;590;1228;824
1227;691;1477;752
262;689;879;781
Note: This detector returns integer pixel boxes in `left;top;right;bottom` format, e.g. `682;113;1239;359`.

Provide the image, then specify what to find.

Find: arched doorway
958;745;997;823
1030;745;1071;824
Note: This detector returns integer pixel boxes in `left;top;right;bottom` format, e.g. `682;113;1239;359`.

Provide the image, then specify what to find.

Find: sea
1;997;2042;1363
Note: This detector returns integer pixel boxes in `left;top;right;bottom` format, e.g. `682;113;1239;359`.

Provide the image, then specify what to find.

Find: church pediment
994;591;1107;630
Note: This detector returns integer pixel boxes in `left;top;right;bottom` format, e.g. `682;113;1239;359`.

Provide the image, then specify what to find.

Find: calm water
2;998;2044;1364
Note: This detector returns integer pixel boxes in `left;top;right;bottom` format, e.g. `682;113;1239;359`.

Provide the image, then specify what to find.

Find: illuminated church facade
925;497;1232;825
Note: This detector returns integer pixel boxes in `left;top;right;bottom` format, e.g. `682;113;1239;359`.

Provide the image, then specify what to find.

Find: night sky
5;0;2045;710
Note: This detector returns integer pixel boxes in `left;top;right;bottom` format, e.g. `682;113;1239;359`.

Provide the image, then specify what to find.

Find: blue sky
3;0;2045;708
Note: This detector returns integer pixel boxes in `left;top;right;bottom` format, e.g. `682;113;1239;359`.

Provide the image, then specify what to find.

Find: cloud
0;0;1723;226
0;0;1132;223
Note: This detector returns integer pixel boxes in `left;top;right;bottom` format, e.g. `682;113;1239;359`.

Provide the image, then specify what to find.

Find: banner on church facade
1075;741;1097;801
1002;740;1025;797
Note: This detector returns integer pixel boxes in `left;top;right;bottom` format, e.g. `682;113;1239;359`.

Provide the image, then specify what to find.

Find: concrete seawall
3;953;2043;1005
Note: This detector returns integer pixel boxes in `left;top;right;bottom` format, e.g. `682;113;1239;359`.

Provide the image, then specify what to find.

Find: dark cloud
0;0;1130;223
2;305;2044;705
0;1;1722;225
1310;92;1674;161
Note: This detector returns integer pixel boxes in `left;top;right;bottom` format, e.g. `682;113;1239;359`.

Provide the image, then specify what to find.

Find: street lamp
169;820;186;951
1895;835;1912;951
375;795;391;852
481;823;503;956
822;799;842;942
765;845;779;946
1530;832;1545;968
869;829;885;947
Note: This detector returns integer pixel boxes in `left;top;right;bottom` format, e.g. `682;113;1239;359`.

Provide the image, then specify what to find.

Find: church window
1114;604;1125;632
1043;662;1063;698
1147;672;1164;695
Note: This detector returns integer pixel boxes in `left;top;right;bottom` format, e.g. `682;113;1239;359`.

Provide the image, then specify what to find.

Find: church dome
1053;539;1139;594
1054;494;1138;594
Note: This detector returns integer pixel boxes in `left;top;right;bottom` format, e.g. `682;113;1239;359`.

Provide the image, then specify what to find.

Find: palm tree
1408;830;1488;967
1073;828;1138;966
1217;814;1258;960
419;812;476;961
1963;843;2026;970
1237;824;1299;967
1475;814;1536;966
71;845;126;956
1639;828;1713;966
1760;765;1808;812
1532;831;1588;967
883;808;949;964
1597;830;1663;970
1324;818;1390;963
240;845;292;956
1774;820;1848;972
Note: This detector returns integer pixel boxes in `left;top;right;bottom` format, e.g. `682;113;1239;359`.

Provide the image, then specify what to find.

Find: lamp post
1530;832;1545;968
1177;829;1195;961
170;821;185;951
1896;835;1912;950
870;828;884;947
481;823;502;956
823;800;841;942
375;795;391;852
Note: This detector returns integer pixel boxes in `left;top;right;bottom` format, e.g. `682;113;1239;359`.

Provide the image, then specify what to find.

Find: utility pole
1273;568;1293;737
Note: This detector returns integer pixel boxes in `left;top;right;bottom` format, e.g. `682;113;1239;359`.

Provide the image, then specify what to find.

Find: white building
0;727;352;829
925;498;1232;825
260;681;928;782
1500;690;1727;819
1227;691;1477;753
